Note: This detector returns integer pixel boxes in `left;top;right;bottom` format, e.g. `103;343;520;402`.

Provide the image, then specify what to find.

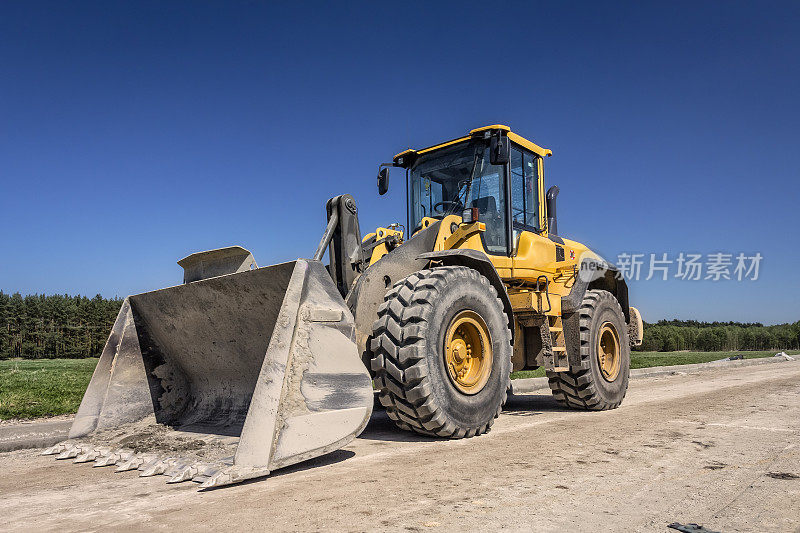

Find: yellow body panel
511;233;596;302
507;132;552;158
443;221;486;250
508;290;561;316
393;137;469;162
366;222;590;317
537;156;547;230
469;124;511;134
363;226;404;264
416;218;596;314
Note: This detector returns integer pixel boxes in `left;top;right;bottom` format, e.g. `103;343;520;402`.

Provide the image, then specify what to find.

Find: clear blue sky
1;1;798;325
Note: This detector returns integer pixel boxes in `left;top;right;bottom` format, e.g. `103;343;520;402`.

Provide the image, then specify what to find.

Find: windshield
408;142;508;254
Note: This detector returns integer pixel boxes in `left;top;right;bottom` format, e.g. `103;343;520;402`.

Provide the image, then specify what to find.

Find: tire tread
370;266;512;438
545;289;629;411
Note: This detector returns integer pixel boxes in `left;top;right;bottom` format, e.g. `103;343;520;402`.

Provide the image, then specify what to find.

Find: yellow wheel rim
444;310;493;395
597;322;621;382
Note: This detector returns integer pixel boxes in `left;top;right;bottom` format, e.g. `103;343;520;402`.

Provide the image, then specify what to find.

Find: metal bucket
46;257;373;489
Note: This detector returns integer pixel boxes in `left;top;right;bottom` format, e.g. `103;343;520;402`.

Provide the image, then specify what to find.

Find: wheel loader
43;125;644;489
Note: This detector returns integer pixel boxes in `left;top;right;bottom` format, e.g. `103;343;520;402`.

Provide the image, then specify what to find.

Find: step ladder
546;315;570;372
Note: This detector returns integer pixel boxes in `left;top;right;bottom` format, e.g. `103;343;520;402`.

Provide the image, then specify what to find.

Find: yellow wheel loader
43;125;643;489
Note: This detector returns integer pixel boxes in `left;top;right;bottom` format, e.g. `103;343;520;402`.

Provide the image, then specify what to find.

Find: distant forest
638;319;800;352
0;291;797;359
0;292;122;359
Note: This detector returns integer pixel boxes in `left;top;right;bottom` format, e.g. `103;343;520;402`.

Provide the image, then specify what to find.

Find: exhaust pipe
546;185;560;236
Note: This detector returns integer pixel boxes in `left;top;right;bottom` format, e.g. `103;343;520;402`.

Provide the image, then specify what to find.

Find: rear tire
370;266;512;438
546;289;630;410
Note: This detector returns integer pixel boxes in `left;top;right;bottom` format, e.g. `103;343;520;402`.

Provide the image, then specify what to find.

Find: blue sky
1;1;798;324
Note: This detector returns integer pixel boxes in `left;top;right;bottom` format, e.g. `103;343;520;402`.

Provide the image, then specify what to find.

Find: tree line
0;291;122;359
1;291;797;358
637;319;800;352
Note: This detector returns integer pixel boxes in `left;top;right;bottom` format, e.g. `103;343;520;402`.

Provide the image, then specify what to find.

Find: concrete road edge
510;354;794;394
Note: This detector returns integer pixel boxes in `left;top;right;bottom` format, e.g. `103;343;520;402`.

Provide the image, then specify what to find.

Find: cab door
509;146;557;281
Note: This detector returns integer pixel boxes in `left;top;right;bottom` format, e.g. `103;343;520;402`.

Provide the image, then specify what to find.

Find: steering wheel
433;200;462;214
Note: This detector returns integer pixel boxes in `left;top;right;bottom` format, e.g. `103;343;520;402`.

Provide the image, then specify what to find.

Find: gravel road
2;360;798;532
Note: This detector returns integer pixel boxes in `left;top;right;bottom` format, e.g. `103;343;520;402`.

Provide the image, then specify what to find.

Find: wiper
442;145;482;218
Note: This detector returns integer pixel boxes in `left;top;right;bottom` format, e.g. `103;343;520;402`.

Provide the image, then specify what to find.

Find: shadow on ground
202;449;358;490
503;392;564;415
173;394;574;491
359;392;567;443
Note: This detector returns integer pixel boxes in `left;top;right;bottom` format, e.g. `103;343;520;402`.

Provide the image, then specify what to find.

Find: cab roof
393;124;552;165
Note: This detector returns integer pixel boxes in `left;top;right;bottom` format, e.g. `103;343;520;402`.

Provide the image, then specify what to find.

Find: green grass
628;349;798;369
509;349;799;380
1;349;797;420
0;358;98;420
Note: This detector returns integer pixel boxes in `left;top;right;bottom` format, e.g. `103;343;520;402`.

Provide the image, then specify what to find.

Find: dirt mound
79;416;238;460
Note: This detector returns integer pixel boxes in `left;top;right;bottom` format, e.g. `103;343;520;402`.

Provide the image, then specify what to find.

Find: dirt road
2;361;799;532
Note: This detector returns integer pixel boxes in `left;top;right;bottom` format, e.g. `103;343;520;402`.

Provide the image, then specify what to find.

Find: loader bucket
46;258;373;489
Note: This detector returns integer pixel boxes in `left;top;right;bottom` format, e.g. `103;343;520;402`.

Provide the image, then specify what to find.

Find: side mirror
489;134;509;165
377;167;390;195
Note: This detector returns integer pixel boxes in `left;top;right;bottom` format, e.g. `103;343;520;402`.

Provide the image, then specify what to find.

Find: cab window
470;146;507;254
408;143;508;255
510;146;539;235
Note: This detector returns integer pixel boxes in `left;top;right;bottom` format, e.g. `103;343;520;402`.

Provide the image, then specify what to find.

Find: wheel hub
444;311;492;394
597;322;621;382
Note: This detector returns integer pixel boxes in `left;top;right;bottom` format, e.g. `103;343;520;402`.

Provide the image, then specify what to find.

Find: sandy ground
1;361;799;533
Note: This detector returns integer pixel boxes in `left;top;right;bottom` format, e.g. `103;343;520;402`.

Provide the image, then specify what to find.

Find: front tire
546;289;630;410
369;266;512;438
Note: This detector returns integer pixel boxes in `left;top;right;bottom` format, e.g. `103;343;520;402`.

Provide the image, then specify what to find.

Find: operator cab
390;125;552;257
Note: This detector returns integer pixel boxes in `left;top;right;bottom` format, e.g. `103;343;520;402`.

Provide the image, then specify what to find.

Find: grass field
1;349;797;420
0;358;97;420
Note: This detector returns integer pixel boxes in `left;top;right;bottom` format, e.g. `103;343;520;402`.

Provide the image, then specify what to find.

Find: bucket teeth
166;465;195;484
191;466;221;485
42;442;70;456
94;450;134;467
140;458;179;477
116;454;158;473
199;467;235;490
163;459;194;479
56;445;83;460
199;466;270;490
167;462;214;484
74;447;109;464
41;441;264;490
